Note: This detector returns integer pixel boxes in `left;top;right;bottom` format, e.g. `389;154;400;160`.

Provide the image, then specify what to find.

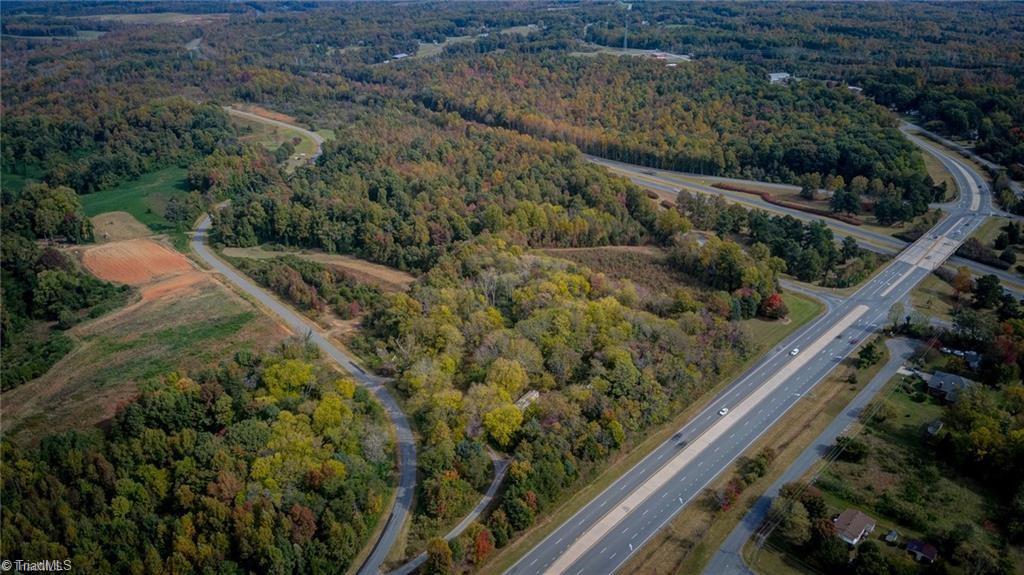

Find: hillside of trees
368;53;939;224
227;256;382;320
1;344;394;573
207;105;658;272
2;2;1021;571
0;182;131;390
352;237;759;569
575;2;1024;178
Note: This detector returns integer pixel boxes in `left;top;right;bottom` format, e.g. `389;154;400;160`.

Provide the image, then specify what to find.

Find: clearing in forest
3;235;289;444
80;167;190;233
222;245;416;292
74;13;230;24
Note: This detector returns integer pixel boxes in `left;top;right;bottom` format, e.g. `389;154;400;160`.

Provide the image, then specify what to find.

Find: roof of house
834;509;875;542
928;371;975;401
907;539;938;561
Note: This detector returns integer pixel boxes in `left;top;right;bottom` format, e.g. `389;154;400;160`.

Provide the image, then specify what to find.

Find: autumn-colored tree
951;266;974;297
424;538;453;575
483;404;523;448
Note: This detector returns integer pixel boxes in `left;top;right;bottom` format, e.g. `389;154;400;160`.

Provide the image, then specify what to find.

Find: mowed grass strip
80;167;190;233
625;341;892;574
910;272;959;323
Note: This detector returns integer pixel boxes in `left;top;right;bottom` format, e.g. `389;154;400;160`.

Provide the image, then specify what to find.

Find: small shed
884;530;900;544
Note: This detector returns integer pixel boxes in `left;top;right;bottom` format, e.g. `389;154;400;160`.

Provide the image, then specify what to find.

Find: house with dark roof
927;371;975;403
834;509;876;546
906;539;938;563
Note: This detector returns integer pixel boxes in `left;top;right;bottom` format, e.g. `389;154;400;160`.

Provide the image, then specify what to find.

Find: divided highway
192;216;415;575
588;136;1024;294
507;128;990;575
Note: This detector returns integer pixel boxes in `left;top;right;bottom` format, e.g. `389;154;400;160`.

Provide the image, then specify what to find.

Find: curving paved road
507;116;991;575
588;148;1024;296
224;106;326;152
702;338;919;575
192;216;415;575
389;452;511;575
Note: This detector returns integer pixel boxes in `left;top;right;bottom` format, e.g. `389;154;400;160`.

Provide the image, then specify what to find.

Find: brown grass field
91;211;153;242
75;12;229;25
231;103;300;124
222;245;416;292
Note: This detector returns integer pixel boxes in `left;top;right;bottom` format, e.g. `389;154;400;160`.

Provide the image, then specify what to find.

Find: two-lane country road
192;215;415;575
507;121;990;575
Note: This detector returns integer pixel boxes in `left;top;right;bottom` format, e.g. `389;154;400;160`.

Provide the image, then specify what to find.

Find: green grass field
745;292;823;348
748;374;1018;574
970;216;1012;246
80;167;190;233
910;273;959;323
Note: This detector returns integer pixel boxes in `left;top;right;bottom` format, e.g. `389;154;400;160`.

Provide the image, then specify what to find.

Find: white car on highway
790;348;800;356
718;407;729;416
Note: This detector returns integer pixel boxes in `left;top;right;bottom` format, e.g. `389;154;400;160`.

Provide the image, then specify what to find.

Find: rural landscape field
2;2;1023;575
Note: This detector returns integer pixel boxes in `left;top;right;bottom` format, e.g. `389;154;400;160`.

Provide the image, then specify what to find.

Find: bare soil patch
90;211;153;242
231;103;299;124
140;272;206;302
83;238;192;284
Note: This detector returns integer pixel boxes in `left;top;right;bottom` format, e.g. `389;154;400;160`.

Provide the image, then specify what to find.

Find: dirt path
225;106;325;159
222;245;416;292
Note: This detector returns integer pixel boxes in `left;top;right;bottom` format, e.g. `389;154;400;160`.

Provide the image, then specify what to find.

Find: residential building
927;371;976;403
906;539;938;563
834;508;876;546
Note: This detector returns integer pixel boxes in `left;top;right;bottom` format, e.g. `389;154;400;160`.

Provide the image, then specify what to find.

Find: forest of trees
575;2;1024;178
207;106;658;272
1;343;394;573
349;237;759;570
368;53;940;224
227;256;382;320
2;2;1022;572
0;182;130;390
673;189;884;287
